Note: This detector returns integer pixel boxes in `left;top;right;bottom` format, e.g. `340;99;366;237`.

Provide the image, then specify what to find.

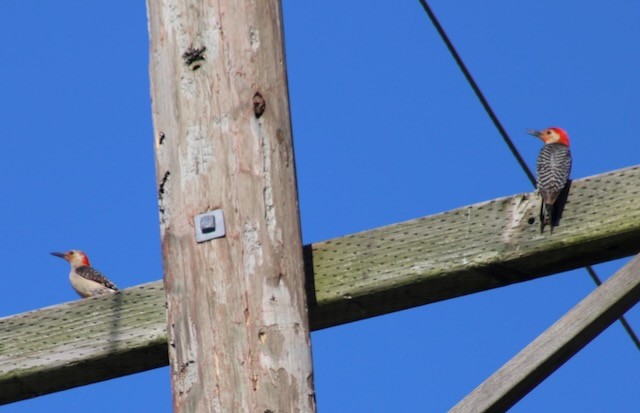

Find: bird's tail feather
540;179;572;233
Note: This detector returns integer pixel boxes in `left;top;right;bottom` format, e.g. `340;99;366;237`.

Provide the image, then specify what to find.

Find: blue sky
1;1;639;412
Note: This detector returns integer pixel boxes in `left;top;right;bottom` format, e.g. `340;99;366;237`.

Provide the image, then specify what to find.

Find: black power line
417;0;640;351
417;0;535;186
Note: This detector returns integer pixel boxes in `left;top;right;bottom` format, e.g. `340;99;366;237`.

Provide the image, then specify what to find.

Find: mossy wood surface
2;165;639;404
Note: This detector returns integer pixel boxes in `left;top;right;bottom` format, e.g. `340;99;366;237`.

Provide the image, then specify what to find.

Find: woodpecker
528;127;572;233
51;250;119;298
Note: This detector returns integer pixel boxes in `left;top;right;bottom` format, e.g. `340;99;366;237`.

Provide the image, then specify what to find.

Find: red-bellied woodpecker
528;127;572;233
51;250;119;298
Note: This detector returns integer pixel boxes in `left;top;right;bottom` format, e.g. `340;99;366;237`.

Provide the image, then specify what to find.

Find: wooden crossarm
2;164;640;404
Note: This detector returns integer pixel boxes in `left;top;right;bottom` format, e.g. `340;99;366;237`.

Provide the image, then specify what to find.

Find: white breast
69;271;117;298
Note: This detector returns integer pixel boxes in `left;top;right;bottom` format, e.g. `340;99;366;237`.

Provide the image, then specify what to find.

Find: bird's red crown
547;127;570;146
527;127;570;147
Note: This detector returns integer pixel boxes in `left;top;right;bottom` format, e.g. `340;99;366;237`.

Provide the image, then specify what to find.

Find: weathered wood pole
146;1;316;412
451;252;640;412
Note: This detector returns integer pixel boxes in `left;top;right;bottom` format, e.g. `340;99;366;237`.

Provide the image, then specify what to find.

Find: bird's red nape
79;252;91;266
549;127;570;146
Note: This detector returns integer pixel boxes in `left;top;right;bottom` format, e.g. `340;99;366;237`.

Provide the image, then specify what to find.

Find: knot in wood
253;92;266;118
182;46;206;70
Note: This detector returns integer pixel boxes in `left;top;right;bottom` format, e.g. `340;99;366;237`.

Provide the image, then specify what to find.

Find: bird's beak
527;129;543;139
51;252;67;259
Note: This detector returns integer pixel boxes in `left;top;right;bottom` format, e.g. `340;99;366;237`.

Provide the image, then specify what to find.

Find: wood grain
146;0;315;412
450;253;640;412
309;164;640;329
0;282;167;404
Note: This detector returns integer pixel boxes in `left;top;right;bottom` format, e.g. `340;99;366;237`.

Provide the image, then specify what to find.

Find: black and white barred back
536;143;572;205
76;265;119;290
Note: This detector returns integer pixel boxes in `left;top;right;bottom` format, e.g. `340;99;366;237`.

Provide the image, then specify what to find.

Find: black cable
417;0;536;186
418;0;640;351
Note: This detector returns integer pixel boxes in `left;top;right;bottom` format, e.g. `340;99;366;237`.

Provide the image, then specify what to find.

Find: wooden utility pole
146;1;316;412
